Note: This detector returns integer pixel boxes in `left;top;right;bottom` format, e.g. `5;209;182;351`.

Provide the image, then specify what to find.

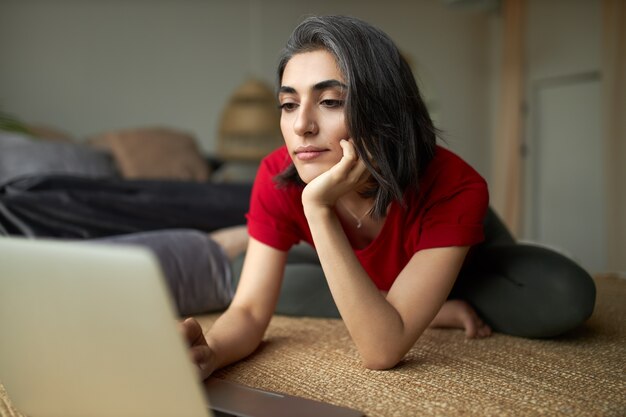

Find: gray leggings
91;230;234;316
449;209;596;338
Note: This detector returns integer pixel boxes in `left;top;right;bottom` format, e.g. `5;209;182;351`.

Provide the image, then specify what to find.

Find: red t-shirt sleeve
414;148;489;251
246;148;302;251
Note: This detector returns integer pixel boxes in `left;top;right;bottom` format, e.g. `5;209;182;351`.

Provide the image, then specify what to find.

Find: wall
486;0;606;273
523;0;605;272
522;0;602;224
0;0;493;178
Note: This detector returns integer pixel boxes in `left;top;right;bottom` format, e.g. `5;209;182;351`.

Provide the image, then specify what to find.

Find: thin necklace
339;201;372;229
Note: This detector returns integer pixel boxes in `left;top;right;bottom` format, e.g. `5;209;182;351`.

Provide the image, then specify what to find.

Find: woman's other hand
180;317;216;380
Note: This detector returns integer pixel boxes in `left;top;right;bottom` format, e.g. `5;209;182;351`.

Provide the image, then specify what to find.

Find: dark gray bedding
0;174;252;238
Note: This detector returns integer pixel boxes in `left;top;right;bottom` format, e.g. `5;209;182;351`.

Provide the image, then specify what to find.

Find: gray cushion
90;229;234;316
0;131;118;185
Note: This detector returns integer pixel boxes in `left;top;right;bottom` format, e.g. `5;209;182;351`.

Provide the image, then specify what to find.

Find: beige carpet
2;275;625;417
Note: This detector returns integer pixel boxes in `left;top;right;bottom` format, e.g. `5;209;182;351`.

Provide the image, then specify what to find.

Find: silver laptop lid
0;237;211;417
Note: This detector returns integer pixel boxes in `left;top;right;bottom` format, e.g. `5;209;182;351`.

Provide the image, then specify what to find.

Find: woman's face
278;49;350;184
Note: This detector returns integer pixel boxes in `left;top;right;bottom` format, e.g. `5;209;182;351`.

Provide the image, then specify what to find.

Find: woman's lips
294;146;328;161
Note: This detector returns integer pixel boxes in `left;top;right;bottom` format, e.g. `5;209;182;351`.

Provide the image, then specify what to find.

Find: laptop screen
0;237;212;417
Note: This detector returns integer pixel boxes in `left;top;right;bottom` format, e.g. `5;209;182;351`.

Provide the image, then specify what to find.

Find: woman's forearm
204;304;268;372
304;206;418;369
203;238;287;373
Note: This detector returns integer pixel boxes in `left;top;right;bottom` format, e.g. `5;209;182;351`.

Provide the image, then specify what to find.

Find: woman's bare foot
429;300;492;338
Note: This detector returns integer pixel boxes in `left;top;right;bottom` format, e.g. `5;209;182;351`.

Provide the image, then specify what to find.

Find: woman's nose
293;106;318;137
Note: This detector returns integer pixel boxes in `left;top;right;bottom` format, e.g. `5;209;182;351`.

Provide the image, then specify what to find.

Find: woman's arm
302;140;469;370
307;205;468;369
183;237;287;378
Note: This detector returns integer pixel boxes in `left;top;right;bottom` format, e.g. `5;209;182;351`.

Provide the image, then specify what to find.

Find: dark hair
275;15;437;219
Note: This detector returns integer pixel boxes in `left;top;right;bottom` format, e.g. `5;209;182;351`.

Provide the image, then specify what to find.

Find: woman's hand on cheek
302;139;369;210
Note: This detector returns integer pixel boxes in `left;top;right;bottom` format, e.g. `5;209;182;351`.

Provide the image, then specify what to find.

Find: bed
0;127;253;238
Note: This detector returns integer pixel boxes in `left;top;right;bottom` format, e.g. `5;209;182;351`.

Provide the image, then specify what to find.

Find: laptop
0;237;363;417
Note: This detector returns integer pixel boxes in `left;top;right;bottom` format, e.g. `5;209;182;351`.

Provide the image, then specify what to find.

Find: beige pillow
90;127;210;181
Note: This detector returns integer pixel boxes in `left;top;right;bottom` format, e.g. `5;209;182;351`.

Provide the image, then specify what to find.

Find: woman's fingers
339;138;357;161
180;318;215;380
343;139;370;185
332;139;358;177
181;317;205;346
189;345;215;380
335;139;367;182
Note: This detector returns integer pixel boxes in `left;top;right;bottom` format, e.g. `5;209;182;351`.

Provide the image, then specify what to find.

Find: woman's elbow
358;333;418;370
360;351;404;371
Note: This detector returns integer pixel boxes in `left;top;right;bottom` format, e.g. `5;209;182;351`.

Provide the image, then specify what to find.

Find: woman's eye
279;102;298;112
321;99;344;108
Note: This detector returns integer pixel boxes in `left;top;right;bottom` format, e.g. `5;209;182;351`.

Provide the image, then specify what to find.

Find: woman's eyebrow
279;79;347;95
278;86;296;95
312;79;347;91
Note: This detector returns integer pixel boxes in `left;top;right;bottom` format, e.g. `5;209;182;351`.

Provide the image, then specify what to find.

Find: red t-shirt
246;145;488;291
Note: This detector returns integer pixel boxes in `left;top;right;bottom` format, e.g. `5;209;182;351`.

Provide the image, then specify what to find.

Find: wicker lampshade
217;78;283;161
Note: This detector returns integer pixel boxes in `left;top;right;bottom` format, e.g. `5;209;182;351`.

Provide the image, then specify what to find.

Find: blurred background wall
1;0;617;275
0;0;493;171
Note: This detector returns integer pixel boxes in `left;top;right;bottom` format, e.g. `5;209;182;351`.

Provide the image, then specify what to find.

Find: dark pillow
0;132;118;185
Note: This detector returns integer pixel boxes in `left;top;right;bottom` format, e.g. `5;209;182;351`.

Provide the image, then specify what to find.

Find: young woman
182;15;596;379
